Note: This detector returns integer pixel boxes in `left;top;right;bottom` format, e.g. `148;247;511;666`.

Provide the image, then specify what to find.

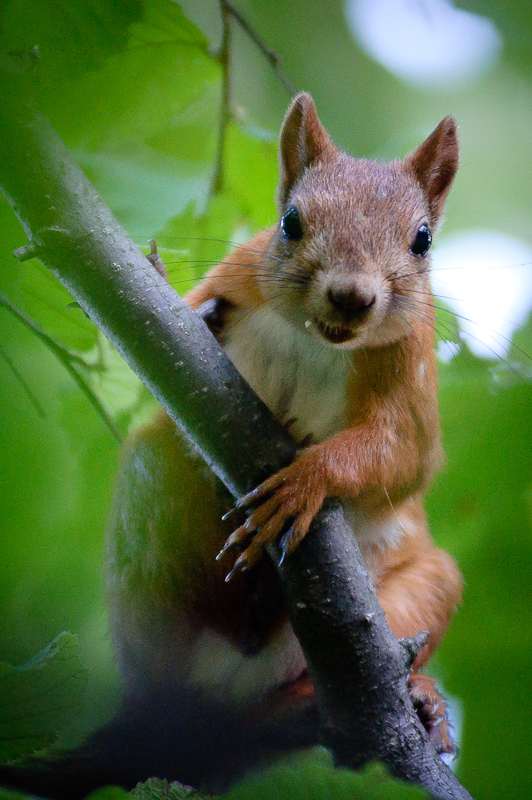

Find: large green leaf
0;0;142;86
228;757;429;800
0;633;88;762
155;121;279;290
0;1;220;237
59;2;215;153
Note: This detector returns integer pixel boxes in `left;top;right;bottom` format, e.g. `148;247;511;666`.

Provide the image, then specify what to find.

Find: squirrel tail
0;685;319;799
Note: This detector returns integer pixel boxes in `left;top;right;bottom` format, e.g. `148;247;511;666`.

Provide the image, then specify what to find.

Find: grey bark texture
0;56;473;800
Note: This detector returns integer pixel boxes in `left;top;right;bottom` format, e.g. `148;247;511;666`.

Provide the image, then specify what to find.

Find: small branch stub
13;241;38;261
398;631;430;671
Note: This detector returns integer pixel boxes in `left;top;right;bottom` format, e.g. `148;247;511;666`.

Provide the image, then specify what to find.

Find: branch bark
0;56;473;800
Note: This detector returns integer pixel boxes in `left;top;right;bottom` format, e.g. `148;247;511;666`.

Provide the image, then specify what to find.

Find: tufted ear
278;93;335;206
405;117;459;224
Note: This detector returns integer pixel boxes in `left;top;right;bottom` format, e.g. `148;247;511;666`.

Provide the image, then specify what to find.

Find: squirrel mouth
315;320;356;344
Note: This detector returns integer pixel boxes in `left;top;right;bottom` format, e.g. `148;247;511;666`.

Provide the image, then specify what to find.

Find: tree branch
0;56;472;800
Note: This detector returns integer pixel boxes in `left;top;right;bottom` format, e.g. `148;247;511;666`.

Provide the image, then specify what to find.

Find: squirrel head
262;93;459;350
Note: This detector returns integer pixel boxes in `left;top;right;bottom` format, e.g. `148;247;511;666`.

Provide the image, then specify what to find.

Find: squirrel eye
281;206;303;241
410;224;432;257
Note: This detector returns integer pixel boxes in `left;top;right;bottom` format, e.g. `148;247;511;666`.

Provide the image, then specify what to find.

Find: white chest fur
223;306;409;572
184;308;410;698
224;308;349;444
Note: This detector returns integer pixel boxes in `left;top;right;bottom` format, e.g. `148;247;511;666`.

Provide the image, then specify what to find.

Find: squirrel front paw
408;673;456;759
218;453;328;580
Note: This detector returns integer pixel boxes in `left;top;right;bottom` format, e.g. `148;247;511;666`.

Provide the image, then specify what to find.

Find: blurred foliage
228;759;429;800
0;1;532;799
0;633;87;762
459;0;532;74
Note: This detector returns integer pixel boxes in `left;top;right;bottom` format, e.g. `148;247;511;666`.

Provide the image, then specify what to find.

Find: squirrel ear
406;117;459;223
278;93;334;206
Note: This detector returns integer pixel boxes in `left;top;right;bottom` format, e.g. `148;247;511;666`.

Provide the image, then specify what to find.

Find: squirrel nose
327;287;376;320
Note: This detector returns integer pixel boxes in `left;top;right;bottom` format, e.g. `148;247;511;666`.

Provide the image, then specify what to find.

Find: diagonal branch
0;55;472;800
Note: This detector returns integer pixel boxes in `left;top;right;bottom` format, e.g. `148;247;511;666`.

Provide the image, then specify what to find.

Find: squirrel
0;93;462;798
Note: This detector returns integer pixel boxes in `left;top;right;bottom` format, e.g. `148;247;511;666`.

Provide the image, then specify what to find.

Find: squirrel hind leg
407;673;456;760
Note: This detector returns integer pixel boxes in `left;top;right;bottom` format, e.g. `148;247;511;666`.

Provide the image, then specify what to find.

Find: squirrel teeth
315;319;355;344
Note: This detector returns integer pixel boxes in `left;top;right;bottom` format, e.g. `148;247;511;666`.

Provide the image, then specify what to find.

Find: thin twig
211;0;232;195
210;0;295;196
0;292;121;442
225;0;295;95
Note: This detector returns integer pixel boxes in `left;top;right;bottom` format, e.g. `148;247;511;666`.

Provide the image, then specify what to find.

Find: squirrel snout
326;286;376;322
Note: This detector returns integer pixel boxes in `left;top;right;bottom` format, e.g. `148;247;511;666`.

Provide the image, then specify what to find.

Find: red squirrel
108;93;461;766
0;94;462;797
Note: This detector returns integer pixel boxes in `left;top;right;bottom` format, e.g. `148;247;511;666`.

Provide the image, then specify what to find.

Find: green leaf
156;193;248;291
84;333;157;432
130;777;215;800
85;788;131;800
0;0;214;143
0;633;88;762
228;756;430;800
0;0;220;237
12;261;98;353
224;123;278;228
62;3;217;153
154;120;279;293
0;0;142;86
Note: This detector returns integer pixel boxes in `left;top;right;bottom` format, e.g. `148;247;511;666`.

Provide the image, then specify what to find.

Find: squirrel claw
216;543;233;561
236;486;264;510
277;531;293;567
279;511;315;559
221;507;238;523
408;673;456;758
220;461;325;574
224;556;249;582
218;519;254;560
236;471;285;511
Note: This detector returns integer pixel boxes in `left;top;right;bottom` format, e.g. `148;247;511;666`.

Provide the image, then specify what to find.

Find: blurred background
1;1;531;798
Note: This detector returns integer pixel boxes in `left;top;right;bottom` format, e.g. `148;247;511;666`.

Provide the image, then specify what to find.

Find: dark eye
281;206;303;241
410;224;432;257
